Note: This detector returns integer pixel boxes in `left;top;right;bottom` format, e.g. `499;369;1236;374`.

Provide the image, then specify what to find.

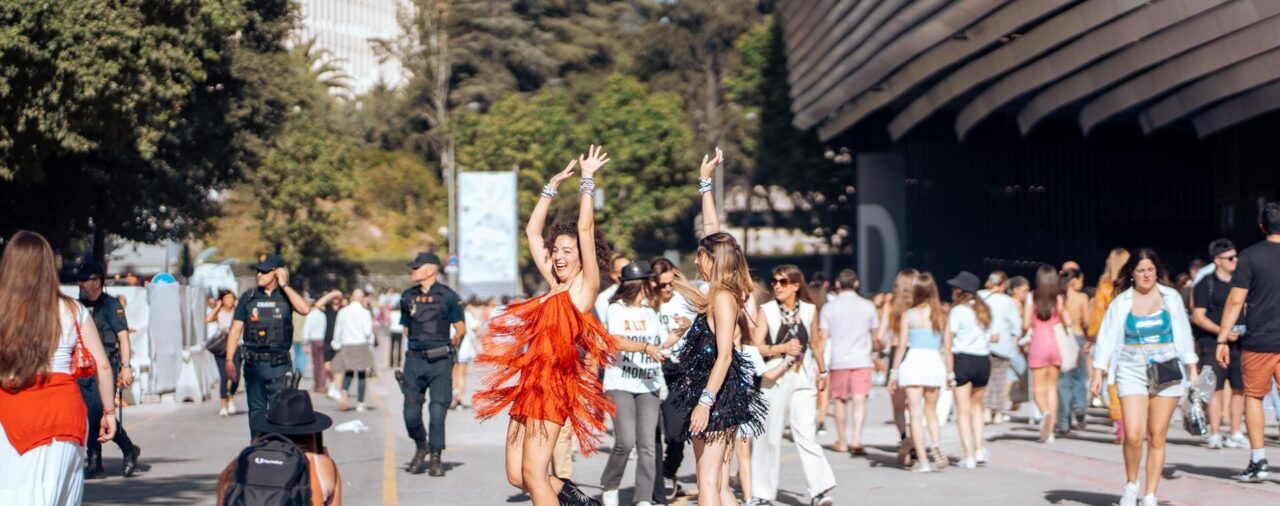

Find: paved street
85;358;1280;506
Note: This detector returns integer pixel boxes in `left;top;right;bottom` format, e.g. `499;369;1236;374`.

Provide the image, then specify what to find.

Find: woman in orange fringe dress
473;146;615;506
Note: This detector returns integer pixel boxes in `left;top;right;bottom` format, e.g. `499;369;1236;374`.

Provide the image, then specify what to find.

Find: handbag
70;316;97;380
205;330;229;356
1054;322;1079;372
1147;358;1183;392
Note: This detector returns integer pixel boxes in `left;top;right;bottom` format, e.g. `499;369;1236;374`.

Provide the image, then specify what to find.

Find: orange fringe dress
472;291;617;454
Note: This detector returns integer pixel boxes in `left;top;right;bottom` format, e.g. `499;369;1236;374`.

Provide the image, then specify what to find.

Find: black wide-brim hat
249;389;332;435
619;260;653;282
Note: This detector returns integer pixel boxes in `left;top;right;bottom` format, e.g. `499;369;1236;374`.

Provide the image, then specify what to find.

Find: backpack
222;433;311;506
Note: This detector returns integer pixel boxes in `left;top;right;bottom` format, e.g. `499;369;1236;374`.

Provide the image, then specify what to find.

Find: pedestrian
74;261;142;478
1216;201;1280;482
1058;268;1091;436
748;264;837;505
599;260;680;506
667;148;766;506
878;268;921;465
946;271;994;468
1006;276;1032;418
649;257;696;503
735;323;795;504
302;292;341;393
450;297;482;410
0;230;118;505
216;388;342;505
888;272;953;473
224;253;320;440
1090;248;1132;443
473;146;615;506
206;289;243;417
979;271;1022;424
1023;264;1074;442
1090;248;1199;506
1191;239;1245;449
820;269;879;456
322;296;342;400
332;289;375;413
809;273;833;437
388;305;404;369
396;252;466;476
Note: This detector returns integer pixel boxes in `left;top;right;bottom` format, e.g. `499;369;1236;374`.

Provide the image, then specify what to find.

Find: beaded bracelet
541;184;558;199
698;177;713;195
698;388;716;407
579;177;596;195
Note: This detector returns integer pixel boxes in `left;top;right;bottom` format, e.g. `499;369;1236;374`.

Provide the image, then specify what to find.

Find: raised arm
528;160;578;286
574;145;609;305
698;148;723;236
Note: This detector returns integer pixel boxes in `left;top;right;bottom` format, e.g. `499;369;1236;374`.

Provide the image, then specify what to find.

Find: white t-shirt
594;284;619;326
603;302;665;394
949;303;991;356
303;309;328;342
740;344;766;378
819;292;879;370
658;292;696;350
978;289;1022;358
332;303;373;348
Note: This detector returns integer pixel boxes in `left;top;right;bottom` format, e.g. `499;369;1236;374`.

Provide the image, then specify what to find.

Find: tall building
295;0;409;96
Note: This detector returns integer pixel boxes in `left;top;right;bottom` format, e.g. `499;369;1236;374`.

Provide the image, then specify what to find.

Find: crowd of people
3;141;1280;506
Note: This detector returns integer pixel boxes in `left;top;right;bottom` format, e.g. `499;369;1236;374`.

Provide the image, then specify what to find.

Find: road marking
374;378;398;506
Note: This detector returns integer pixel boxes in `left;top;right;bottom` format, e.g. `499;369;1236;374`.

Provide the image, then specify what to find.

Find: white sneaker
1207;434;1224;449
1140;494;1158;506
218;407;229;417
227;402;237;415
910;460;934;473
1226;433;1248;448
601;489;619;506
1119;482;1140;506
959;457;977;469
356;403;366;412
975;448;989;465
636;502;654;506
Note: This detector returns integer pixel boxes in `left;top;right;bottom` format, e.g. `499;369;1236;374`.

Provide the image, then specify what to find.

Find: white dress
0;301;89;506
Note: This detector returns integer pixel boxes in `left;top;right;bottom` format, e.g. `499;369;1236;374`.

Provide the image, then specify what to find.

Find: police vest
84;295;123;347
243;290;290;351
407;291;449;344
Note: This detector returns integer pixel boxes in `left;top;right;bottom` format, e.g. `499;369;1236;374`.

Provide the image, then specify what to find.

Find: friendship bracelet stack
698;388;716;407
541;184;558;199
699;177;714;195
579;177;596;195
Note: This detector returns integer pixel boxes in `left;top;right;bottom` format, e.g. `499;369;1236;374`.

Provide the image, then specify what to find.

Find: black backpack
222;433;311;506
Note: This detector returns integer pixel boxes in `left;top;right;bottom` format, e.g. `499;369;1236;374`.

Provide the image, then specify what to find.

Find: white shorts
898;348;947;388
1114;344;1186;398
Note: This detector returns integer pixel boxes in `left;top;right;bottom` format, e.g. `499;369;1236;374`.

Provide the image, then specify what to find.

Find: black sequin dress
670;314;767;443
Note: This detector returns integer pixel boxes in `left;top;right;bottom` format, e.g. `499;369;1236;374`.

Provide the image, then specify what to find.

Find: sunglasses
771;278;793;287
656;281;673;289
1218;255;1238;262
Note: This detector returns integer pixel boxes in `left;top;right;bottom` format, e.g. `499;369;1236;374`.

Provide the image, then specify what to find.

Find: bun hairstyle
984;271;1008;291
545;221;612;275
673;232;754;314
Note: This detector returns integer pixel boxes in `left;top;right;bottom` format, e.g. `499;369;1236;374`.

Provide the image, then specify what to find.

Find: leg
402;358;429;442
906;387;929;464
816;384;830;431
1208;389;1225;437
456;363;468;407
78;376;104;464
310;342;327;390
789;380;836;498
521;419;564;506
551;421;574;480
832;398;849;451
891;385;908;435
750;373;792;500
852;395;868;450
718;440;737;506
1229;391;1246;436
342;371;354;392
970;386;988;456
1143;396;1180;496
692;436;732;506
1031;367;1050;420
635;393;661;502
244;361;268;438
736;438;753;500
1045;366;1060;435
229;347;243;397
215;352;230;401
1246;397;1267;451
356;370;367;403
1120;395;1150;485
425;357;454;451
954;383;974;459
922;387;942;448
600;391;637;493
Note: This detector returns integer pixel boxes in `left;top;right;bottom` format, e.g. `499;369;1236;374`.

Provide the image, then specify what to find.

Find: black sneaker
1235;459;1270;483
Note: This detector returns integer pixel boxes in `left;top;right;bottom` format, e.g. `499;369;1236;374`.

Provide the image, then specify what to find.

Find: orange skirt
472;291;616;455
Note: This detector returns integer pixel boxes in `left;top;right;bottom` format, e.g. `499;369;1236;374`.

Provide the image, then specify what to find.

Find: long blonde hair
886;268;920;338
1099;248;1130;287
1;231;75;392
673;232;754;314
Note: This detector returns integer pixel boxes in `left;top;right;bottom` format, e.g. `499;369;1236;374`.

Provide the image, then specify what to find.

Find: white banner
459;171;520;298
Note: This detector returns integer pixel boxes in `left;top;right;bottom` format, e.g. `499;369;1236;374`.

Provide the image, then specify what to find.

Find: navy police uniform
399;252;465;476
76;266;141;478
234;255;298;436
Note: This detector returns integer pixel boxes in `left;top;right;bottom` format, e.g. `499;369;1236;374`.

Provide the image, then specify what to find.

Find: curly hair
544;221;612;275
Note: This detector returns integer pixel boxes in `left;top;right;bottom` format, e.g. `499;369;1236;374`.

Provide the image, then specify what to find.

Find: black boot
122;444;141;477
556;478;600;506
407;440;429;475
85;450;106;480
427;450;445;477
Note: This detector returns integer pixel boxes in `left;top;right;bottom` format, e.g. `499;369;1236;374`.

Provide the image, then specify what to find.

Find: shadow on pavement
85;472;219;505
1165;462;1280;484
1043;489;1116;505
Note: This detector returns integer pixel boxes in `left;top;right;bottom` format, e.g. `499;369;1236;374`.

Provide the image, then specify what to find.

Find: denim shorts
1114;344;1185;398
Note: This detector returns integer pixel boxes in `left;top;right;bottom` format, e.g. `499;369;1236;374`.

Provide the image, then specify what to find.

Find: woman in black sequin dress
668;149;766;506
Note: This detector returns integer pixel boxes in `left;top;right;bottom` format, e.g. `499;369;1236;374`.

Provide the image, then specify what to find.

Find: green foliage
345;150;448;260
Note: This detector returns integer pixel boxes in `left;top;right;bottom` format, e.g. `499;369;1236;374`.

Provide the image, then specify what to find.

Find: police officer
224;254;318;438
398;252;466;476
76;263;142;478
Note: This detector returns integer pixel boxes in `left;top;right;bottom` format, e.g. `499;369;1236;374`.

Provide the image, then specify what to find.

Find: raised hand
699;147;724;180
548;159;577;189
578;144;610;178
274;267;290;288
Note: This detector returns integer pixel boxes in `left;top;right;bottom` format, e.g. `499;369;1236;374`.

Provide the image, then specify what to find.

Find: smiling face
220;291;236;307
1215;249;1238;275
550;235;581;282
1133;258;1158;292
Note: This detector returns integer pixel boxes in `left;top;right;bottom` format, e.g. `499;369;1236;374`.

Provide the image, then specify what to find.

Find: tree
0;0;298;260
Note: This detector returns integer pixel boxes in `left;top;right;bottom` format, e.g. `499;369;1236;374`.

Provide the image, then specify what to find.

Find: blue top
907;310;942;350
1124;310;1174;345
